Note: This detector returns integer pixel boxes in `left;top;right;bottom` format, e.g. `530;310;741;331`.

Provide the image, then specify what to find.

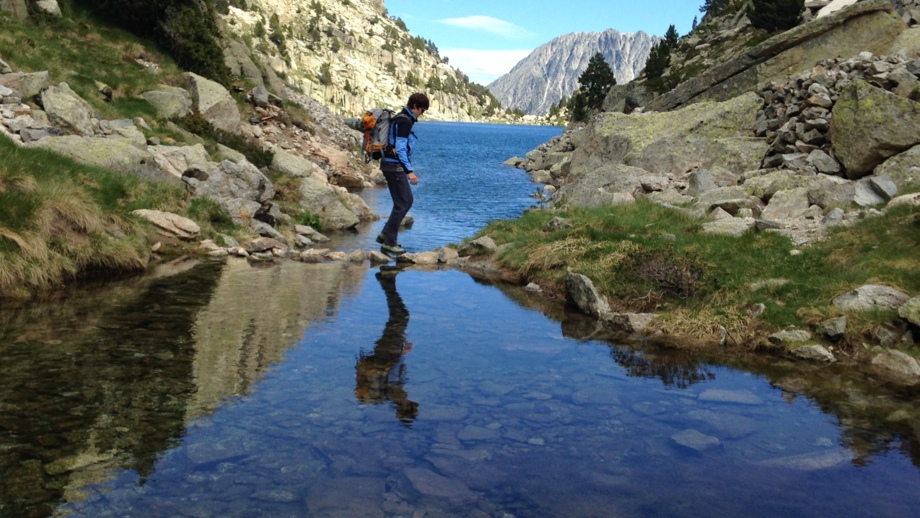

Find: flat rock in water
698;389;764;405
671;429;721;451
757;449;853;470
403;467;477;502
306;477;386;517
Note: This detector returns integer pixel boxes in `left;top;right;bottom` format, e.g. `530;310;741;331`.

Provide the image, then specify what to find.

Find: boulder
744;170;813;200
139;86;192;119
184;72;240;133
149;144;212;179
568;93;765;177
829;80;920;178
874;145;920;188
27;135;150;171
564;270;610;319
271;149;318;179
0;71;49;99
832;284;911;311
872;349;920;381
556;163;646;207
702;218;756;237
223;39;263;85
761;188;811;219
182;160;275;227
791;344;836;362
0;0;28;19
40;83;96;136
899;296;920;326
34;0;61;17
132;209;200;240
297;176;359;231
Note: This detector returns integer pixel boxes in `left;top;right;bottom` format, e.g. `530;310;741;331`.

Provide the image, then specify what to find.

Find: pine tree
569;91;589;122
643;41;671;80
578;52;617;112
664;25;679;50
699;0;730;16
748;0;804;32
691;16;698;31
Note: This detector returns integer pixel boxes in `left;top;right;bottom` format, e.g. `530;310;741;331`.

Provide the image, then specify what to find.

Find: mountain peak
488;29;659;116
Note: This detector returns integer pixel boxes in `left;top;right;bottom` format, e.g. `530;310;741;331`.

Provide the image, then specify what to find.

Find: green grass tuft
481;200;920;348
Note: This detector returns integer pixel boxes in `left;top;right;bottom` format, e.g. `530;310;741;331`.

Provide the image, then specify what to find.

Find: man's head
407;93;430;113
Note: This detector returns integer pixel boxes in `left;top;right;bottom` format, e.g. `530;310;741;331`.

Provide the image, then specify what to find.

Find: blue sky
384;0;705;84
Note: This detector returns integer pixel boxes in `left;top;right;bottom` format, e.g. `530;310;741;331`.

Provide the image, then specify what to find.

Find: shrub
71;0;231;85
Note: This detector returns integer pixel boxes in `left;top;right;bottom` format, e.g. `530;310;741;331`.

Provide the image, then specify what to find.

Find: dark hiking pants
382;170;413;246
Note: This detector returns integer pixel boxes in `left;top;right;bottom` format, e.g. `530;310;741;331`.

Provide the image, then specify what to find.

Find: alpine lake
2;123;920;518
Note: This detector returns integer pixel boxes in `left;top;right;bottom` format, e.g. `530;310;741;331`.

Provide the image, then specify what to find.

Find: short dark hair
408;92;429;110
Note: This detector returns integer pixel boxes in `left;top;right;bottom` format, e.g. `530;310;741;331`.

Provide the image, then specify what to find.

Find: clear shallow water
2;263;920;517
4;122;920;517
329;122;563;253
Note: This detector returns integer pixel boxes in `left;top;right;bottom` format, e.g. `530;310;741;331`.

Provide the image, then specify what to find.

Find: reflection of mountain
0;259;367;517
188;260;365;418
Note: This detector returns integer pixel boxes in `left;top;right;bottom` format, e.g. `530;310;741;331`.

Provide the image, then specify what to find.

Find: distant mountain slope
488;29;659;115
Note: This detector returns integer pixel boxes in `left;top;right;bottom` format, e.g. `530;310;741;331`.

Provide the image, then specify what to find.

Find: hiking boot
380;243;407;256
376;233;401;246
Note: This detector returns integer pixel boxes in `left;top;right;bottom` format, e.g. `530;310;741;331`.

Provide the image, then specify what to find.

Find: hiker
354;267;418;425
376;92;429;256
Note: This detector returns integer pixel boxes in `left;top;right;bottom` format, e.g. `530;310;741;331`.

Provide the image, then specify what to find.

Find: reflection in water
185;260;366;418
4;268;920;517
0;259;368;518
355;267;418;425
609;346;716;389
0;260;223;518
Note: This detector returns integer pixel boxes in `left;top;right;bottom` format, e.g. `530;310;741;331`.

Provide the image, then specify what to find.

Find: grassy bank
0;137;234;298
480;198;920;354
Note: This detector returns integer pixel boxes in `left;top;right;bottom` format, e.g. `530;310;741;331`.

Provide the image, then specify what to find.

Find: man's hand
408;172;419;185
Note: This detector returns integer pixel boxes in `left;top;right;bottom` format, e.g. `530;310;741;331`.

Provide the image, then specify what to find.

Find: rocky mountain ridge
488;29;659;116
218;0;509;122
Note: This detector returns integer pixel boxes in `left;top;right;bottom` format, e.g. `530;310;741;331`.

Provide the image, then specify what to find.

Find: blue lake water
3;123;920;517
331;121;563;252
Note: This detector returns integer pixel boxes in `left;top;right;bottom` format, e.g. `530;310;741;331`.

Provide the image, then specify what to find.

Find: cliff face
487;29;659;116
219;0;505;121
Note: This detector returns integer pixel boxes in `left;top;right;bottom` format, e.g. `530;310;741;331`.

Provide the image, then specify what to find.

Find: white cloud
441;48;533;85
438;15;531;39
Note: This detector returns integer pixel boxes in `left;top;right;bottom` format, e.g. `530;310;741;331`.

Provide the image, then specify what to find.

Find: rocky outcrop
520;48;920;247
647;0;906;112
218;0;511;122
1;59;378;239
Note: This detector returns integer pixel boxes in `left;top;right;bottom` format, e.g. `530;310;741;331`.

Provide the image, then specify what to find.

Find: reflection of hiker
377;92;429;256
355;268;418;425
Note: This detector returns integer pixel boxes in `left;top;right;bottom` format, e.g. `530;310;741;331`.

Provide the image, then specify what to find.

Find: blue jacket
381;106;417;173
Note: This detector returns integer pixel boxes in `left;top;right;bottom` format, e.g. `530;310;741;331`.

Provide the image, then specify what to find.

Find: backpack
360;108;411;163
361;108;394;163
